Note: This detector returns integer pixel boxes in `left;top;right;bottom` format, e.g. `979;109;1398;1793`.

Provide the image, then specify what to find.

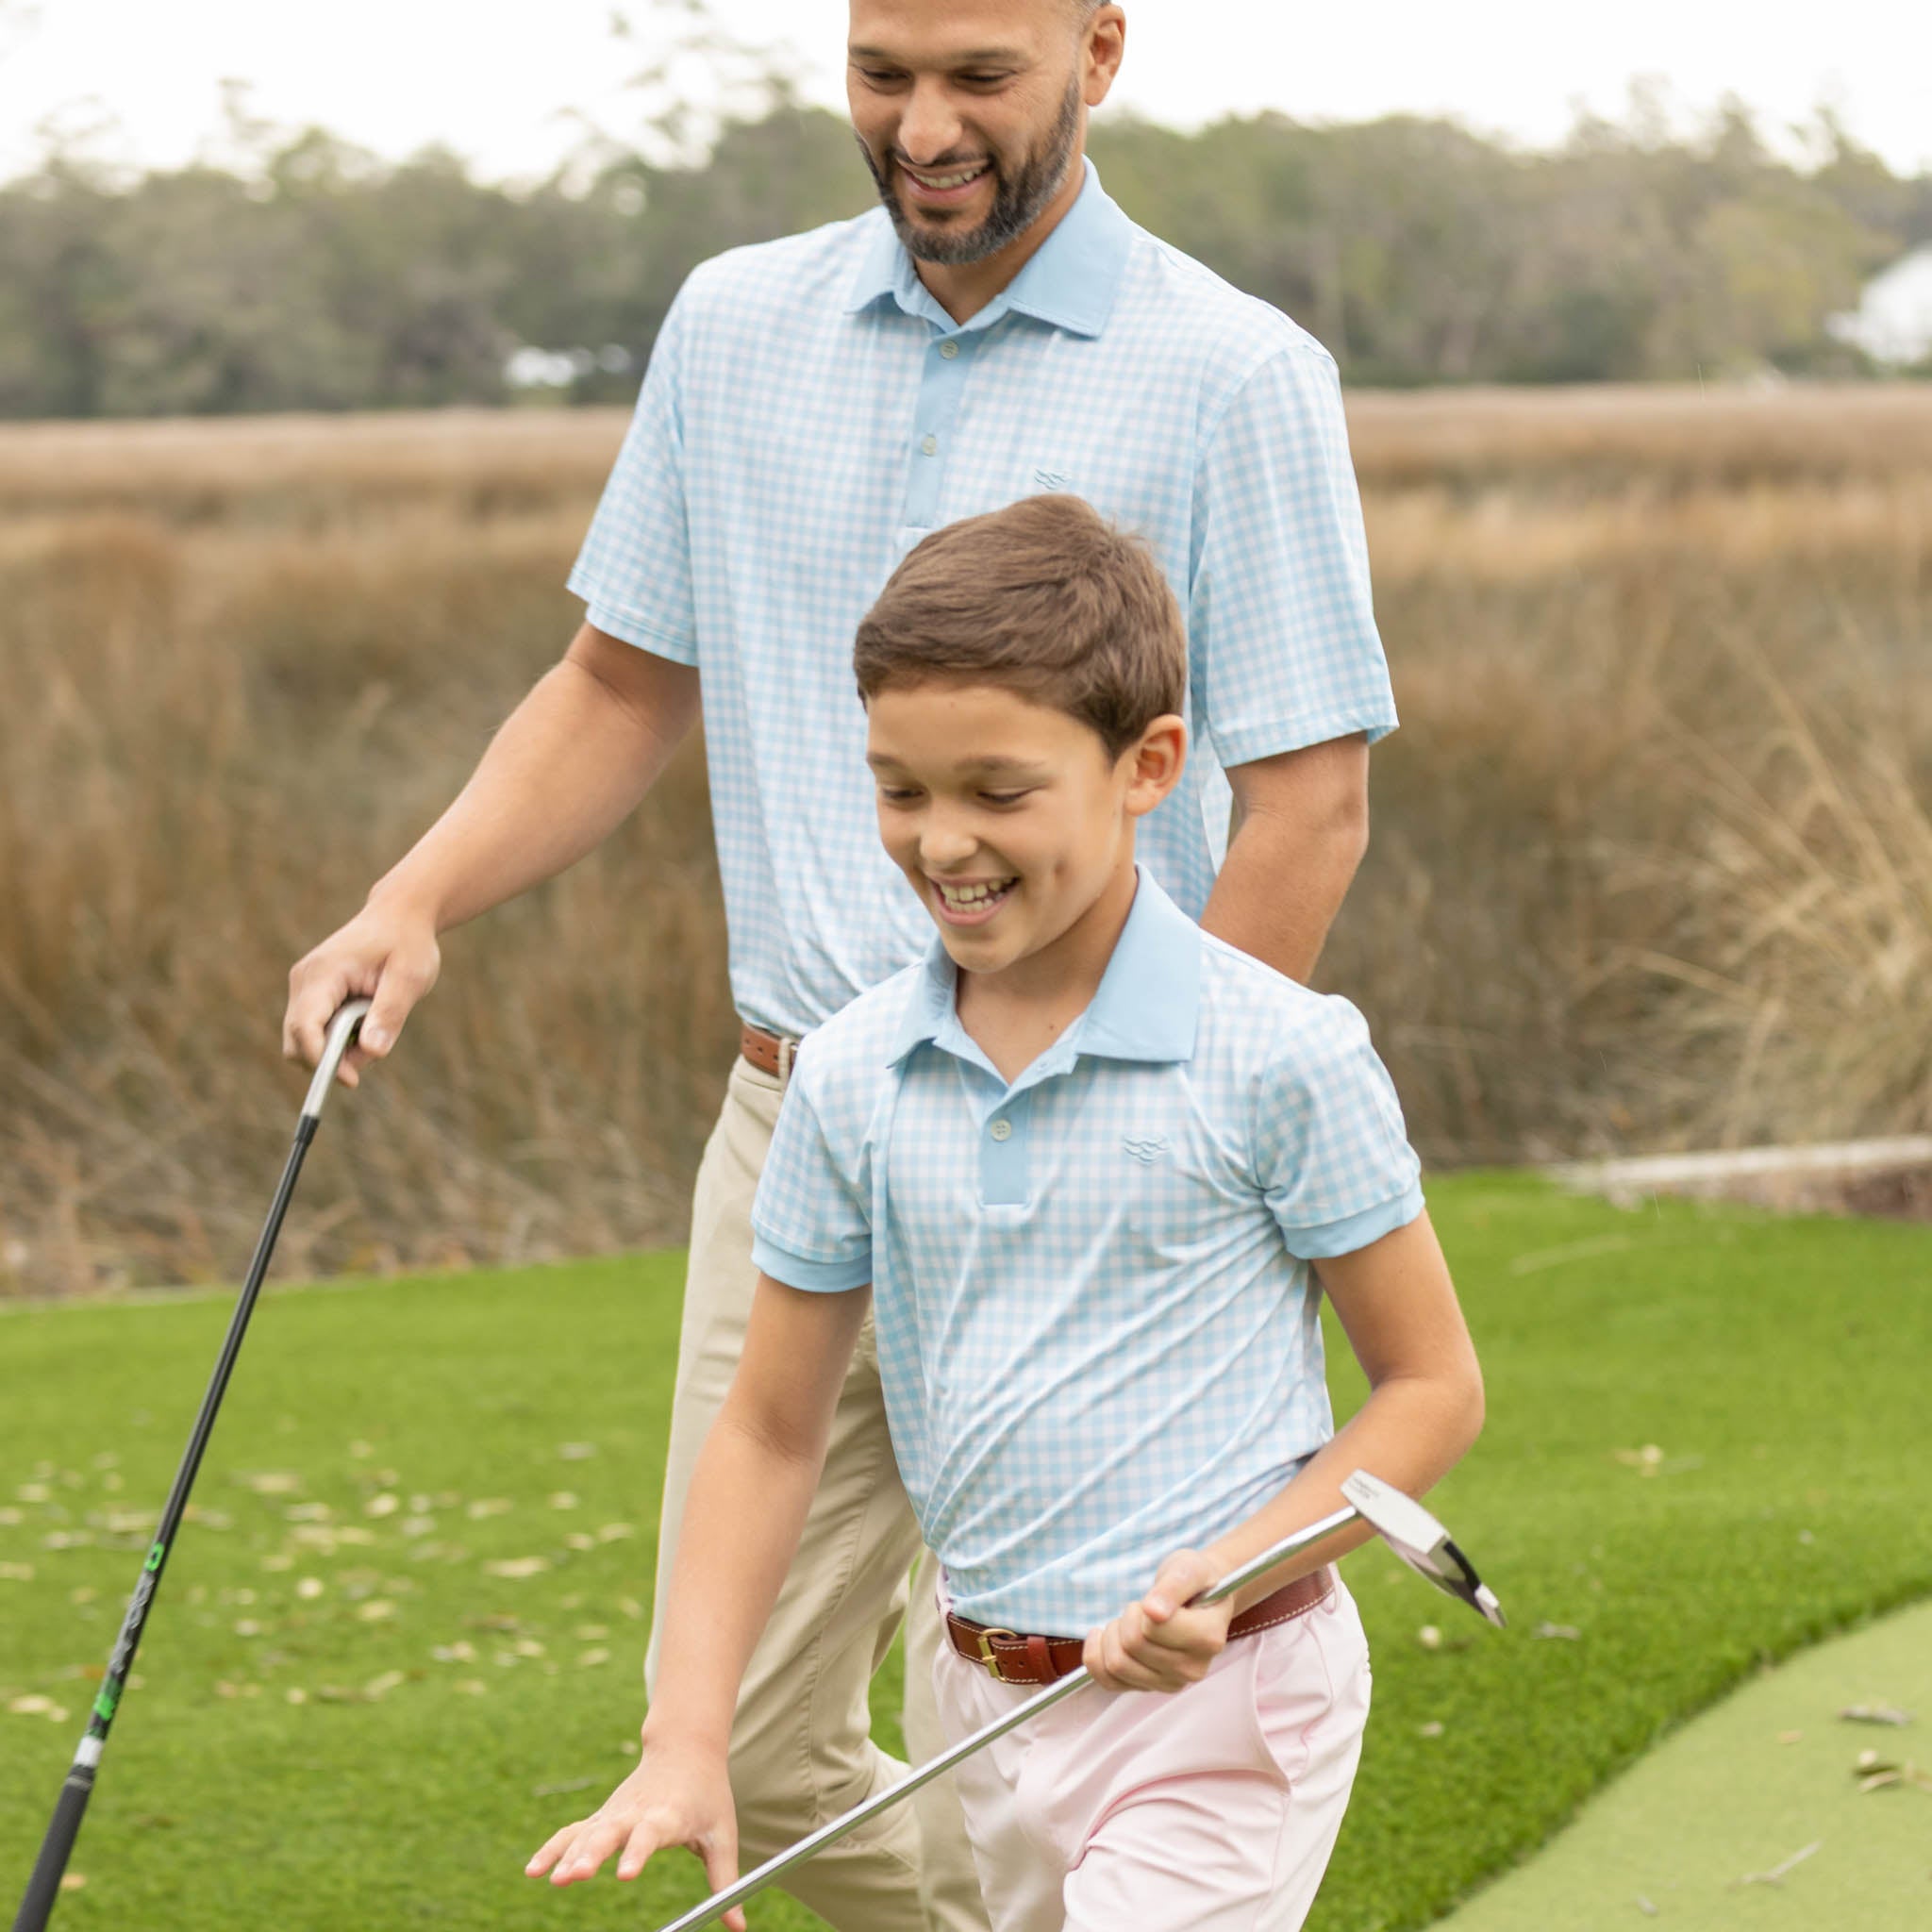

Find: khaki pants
646;1056;991;1932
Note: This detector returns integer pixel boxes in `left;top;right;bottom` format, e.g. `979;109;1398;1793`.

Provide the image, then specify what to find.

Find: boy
526;495;1484;1930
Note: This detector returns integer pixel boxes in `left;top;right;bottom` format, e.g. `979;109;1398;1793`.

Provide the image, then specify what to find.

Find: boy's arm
525;1274;870;1910
1086;1210;1482;1691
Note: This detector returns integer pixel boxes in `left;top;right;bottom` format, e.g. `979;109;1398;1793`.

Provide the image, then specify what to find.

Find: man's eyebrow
848;44;1027;64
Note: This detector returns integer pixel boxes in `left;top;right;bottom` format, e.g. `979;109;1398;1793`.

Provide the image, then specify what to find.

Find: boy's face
865;679;1185;979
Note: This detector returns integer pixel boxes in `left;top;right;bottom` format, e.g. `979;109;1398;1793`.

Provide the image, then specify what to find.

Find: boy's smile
865;680;1185;1005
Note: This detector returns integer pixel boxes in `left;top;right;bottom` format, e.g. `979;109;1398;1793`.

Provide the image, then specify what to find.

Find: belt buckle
974;1627;1020;1681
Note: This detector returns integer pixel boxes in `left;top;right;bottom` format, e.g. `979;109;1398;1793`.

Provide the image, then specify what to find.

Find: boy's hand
1083;1547;1232;1692
525;1736;744;1929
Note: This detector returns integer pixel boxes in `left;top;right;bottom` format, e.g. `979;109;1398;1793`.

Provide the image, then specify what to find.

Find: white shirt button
938;340;960;359
989;1118;1012;1141
921;434;939;456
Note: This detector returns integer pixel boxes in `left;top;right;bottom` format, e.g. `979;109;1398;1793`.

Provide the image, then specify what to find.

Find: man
283;5;1395;1927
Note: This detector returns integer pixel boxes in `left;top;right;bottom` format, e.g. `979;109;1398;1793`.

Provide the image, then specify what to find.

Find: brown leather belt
945;1565;1336;1686
740;1022;800;1085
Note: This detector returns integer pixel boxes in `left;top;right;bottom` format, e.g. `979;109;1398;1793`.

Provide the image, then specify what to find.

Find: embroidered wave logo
1122;1133;1169;1165
1031;467;1071;492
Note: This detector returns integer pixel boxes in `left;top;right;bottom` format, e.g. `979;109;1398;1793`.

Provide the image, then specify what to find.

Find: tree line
3;95;1928;419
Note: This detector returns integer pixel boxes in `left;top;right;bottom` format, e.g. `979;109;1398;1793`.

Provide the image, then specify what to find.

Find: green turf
2;1174;1929;1931
1433;1596;1932;1928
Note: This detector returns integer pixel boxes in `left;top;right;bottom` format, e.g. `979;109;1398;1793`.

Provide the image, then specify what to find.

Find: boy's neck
954;859;1141;1086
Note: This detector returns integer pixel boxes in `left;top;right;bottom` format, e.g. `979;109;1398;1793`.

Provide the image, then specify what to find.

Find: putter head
1340;1470;1507;1628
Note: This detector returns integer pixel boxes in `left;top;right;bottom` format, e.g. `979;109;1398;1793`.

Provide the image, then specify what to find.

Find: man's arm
1198;733;1370;984
525;1274;870;1910
282;623;700;1084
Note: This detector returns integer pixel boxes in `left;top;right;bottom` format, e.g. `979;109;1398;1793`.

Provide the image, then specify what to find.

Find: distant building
1829;247;1932;367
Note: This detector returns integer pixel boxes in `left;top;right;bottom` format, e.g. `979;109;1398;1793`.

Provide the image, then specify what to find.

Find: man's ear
1123;713;1188;818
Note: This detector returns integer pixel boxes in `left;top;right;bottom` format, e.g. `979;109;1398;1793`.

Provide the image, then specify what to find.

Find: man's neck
914;155;1090;327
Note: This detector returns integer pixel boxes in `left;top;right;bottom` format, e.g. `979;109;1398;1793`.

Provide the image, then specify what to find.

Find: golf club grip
12;1771;93;1932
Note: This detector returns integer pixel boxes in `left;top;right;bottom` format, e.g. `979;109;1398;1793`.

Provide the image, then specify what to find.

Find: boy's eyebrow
865;752;1048;774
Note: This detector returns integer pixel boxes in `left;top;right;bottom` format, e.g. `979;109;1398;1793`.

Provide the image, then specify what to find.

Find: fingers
282;915;440;1081
696;1825;742;1932
543;1814;640;1887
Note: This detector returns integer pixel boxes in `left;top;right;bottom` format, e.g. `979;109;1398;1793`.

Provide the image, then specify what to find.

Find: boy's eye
877;785;923;804
979;790;1032;807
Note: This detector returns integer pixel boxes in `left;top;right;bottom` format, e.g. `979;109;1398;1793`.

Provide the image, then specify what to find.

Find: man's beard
859;75;1082;268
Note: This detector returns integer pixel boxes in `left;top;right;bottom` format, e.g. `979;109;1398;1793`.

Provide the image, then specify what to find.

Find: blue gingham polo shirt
570;163;1396;1040
750;872;1424;1634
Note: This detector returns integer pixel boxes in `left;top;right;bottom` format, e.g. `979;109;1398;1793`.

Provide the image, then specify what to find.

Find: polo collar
887;867;1202;1071
842;159;1133;341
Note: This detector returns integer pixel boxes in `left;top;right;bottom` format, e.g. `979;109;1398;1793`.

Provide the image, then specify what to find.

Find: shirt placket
902;325;984;537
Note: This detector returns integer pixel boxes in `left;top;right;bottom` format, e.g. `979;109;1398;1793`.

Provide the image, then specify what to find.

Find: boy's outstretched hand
525;1736;745;1930
1083;1547;1233;1692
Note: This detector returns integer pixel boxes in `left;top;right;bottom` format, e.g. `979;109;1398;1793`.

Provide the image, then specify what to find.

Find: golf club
12;999;373;1932
649;1469;1505;1932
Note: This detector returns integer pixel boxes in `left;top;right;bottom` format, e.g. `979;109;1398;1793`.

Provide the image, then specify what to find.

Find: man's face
866;679;1180;979
846;1;1118;268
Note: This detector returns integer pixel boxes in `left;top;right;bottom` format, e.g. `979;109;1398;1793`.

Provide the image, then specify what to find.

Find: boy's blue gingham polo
570;165;1396;1041
750;873;1424;1635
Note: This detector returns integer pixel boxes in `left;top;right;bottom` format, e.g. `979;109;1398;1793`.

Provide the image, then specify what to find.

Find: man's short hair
854;494;1186;759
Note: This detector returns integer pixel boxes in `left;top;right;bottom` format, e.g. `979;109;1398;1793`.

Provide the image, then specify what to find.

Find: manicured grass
3;1175;1929;1931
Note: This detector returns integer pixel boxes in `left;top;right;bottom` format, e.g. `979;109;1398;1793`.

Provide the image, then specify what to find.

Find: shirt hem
1212;707;1399;768
569;575;700;665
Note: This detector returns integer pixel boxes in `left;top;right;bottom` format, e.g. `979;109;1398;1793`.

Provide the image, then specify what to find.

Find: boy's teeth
936;878;1012;907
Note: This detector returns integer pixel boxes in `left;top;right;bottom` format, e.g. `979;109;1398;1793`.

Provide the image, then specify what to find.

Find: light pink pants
932;1581;1372;1932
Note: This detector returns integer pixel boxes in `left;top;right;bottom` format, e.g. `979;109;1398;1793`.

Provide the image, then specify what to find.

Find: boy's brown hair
853;494;1186;758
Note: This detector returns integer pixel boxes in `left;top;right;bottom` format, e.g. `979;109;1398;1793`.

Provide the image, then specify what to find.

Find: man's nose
896;79;967;164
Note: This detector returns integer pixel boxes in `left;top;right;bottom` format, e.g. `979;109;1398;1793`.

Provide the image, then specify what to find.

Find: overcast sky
5;0;1928;184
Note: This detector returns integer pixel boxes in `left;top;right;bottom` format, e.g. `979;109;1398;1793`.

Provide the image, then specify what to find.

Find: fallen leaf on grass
296;1577;325;1601
8;1694;55;1716
364;1494;400;1519
619;1597;644;1622
578;1649;611;1668
364;1672;407;1701
548;1492;580;1511
1531;1623;1581;1641
1736;1840;1820;1888
466;1498;514;1521
286;1689;308;1706
244;1473;304;1496
432;1641;478;1664
564;1533;597;1553
58;1874;85;1893
1778;1730;1804;1744
575;1624;610;1641
454;1679;489;1696
1853;1749;1932;1794
596;1523;634;1543
485;1557;552;1580
1417;1721;1443;1738
355;1600;398;1623
558;1443;597;1460
1839;1704;1912;1726
532;1776;596;1798
1416;1625;1441;1650
1635;1899;1657;1919
0;1563;34;1582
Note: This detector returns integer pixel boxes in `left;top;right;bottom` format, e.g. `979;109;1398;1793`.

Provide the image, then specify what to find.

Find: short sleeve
1255;997;1423;1259
1190;344;1397;768
566;284;699;662
750;1054;874;1293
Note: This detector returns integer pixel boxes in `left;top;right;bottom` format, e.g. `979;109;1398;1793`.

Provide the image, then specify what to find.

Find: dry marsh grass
3;388;1929;1295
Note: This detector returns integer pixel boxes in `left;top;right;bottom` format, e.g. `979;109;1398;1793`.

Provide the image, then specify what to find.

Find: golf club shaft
12;1001;370;1932
652;1501;1361;1932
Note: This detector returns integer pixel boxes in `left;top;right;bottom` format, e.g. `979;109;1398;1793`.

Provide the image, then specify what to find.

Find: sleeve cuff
1211;706;1399;769
1281;1182;1424;1260
567;575;700;665
751;1232;873;1294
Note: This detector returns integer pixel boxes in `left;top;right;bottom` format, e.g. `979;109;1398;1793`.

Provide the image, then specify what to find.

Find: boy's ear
1123;714;1188;818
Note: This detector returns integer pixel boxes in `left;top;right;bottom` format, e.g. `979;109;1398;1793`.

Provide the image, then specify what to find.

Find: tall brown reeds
2;388;1928;1295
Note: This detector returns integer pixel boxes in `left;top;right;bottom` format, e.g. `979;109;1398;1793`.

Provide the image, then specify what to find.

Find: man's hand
1082;1548;1232;1692
525;1736;744;1926
282;898;441;1089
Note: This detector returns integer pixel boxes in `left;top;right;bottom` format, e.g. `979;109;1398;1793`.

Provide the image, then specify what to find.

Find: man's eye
958;72;1011;87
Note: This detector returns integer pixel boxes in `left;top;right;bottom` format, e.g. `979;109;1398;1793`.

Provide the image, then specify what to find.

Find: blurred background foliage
2;84;1930;419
